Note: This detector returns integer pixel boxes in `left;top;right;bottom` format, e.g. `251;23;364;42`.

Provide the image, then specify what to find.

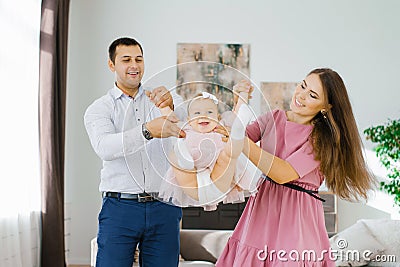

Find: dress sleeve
246;110;275;143
246;120;262;142
286;141;319;178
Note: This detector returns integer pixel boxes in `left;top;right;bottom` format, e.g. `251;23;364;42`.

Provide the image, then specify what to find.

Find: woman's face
188;98;219;133
290;73;327;121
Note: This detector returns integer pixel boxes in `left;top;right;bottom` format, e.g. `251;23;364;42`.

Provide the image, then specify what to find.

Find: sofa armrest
91;238;97;267
179;229;232;263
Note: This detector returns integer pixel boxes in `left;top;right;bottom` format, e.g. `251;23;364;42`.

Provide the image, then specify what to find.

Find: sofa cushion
180;229;232;263
329;220;385;266
361;219;400;266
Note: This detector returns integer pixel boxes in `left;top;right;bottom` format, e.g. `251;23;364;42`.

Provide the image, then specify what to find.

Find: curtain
0;214;41;267
0;0;42;266
39;0;70;266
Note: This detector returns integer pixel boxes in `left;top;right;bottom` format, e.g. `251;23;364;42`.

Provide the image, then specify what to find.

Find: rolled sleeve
84;98;146;161
286;142;319;178
246;111;275;143
246;120;262;143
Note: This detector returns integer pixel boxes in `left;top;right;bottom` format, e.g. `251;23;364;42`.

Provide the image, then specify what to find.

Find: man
84;37;186;267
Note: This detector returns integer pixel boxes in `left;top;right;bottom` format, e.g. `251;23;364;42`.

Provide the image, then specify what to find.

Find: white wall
66;0;400;264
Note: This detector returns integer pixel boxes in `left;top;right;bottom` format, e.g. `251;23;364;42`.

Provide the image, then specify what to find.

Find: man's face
108;45;144;92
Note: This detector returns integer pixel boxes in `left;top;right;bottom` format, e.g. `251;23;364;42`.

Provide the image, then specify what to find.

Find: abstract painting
176;43;250;111
259;82;297;114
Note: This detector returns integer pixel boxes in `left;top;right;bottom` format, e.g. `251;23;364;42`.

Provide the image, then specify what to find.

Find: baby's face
188;98;219;133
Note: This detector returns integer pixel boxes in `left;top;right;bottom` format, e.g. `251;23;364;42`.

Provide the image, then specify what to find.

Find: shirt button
138;119;140;121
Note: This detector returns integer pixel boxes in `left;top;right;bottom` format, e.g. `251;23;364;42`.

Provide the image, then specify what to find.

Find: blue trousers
96;196;182;267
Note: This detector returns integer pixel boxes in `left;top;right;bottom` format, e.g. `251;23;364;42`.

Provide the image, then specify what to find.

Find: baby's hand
146;87;178;120
145;86;173;109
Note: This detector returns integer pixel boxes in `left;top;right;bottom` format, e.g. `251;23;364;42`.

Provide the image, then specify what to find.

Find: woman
216;68;375;266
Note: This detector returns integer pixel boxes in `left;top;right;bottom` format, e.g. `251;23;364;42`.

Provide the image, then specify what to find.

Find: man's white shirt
84;85;186;194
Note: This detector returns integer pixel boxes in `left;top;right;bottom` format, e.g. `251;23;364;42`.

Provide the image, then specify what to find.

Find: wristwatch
142;123;153;140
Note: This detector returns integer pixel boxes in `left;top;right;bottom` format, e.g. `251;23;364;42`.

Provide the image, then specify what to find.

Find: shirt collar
110;83;144;100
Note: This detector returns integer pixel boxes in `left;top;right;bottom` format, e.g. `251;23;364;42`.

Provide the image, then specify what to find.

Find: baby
157;91;260;210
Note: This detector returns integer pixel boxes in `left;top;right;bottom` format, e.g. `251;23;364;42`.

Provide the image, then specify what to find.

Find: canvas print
259;82;297;114
176;43;250;111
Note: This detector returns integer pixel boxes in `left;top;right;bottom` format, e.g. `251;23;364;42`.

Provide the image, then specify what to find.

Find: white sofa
329;219;400;266
91;219;399;267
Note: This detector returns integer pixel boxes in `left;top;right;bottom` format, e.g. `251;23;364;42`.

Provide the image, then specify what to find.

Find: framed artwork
176;43;250;111
259;82;297;113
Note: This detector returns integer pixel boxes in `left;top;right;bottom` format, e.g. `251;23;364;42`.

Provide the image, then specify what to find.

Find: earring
321;110;327;120
321;109;334;136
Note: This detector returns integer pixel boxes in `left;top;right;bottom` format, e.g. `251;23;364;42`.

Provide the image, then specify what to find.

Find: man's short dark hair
108;37;143;64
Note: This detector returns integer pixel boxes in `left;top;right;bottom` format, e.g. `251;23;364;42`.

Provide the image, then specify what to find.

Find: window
0;0;41;217
0;0;41;266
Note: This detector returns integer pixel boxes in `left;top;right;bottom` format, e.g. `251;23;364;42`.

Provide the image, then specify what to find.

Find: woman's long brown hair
309;68;376;200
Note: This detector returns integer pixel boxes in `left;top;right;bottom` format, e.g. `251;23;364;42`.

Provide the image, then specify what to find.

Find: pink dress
216;110;334;267
159;125;259;211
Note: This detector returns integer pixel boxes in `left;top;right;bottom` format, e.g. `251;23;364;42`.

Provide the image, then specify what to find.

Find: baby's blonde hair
187;92;219;114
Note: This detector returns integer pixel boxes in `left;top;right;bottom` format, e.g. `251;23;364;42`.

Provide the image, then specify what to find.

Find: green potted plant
364;119;400;209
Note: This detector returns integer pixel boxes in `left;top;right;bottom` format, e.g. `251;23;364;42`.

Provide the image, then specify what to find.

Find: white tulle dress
158;125;260;211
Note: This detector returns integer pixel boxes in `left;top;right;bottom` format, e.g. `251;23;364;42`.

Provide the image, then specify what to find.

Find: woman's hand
214;124;230;142
233;80;254;107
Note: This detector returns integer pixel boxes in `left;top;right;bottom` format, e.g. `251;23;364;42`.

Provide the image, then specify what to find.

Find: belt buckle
138;193;154;202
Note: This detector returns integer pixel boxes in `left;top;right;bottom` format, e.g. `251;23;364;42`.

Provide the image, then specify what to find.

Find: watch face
145;130;152;140
142;123;153;140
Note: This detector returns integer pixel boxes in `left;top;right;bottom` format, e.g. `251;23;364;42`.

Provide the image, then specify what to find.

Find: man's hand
145;86;174;110
146;116;185;138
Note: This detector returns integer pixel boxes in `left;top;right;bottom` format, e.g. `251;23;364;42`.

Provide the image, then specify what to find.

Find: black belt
262;174;325;202
102;192;159;202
